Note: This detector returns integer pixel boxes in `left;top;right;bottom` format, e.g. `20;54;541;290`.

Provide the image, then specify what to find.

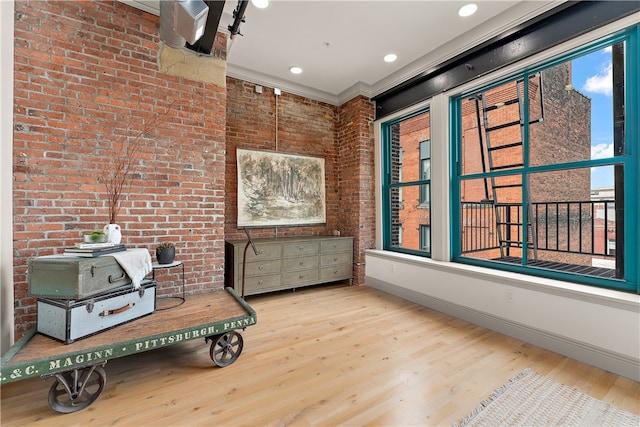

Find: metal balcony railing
461;200;616;257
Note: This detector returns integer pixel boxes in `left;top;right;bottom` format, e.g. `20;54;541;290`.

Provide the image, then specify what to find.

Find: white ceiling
122;0;561;105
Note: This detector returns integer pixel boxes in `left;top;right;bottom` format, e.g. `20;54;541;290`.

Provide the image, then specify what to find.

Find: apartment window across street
420;225;431;253
451;27;638;293
382;109;432;257
419;140;431;207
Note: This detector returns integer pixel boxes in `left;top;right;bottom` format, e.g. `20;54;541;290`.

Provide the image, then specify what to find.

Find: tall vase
103;223;122;245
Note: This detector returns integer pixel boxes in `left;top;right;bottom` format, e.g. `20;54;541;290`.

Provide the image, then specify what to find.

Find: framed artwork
237;149;326;227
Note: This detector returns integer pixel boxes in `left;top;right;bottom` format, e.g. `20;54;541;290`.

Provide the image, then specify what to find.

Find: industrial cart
0;287;256;413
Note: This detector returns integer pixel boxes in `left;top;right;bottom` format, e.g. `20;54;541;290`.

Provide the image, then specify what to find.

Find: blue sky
571;46;614;189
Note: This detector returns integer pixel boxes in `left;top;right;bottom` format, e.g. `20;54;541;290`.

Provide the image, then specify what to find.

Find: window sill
365;249;639;311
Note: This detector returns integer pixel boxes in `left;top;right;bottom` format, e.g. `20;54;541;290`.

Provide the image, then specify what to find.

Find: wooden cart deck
1;287;256;385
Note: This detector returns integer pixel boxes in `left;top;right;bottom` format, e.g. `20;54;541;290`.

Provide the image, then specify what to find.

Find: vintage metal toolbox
28;255;131;299
37;281;156;344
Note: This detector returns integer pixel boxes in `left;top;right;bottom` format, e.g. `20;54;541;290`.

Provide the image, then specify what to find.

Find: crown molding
226;64;340;106
336;82;375;105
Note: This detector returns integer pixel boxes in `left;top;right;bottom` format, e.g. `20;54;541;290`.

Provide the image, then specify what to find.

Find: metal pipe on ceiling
228;0;249;39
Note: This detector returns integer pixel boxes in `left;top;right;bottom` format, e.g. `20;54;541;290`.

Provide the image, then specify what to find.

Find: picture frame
237;149;326;227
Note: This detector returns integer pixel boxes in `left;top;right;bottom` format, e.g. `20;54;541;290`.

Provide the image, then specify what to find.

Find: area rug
453;368;640;426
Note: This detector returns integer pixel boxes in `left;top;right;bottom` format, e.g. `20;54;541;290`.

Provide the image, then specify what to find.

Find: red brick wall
337;96;376;283
225;78;340;240
11;1;376;338
225;81;375;284
12;1;227;338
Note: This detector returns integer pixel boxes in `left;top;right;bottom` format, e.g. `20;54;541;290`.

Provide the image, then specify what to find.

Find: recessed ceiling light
458;3;478;17
251;0;269;9
384;53;397;63
289;66;302;74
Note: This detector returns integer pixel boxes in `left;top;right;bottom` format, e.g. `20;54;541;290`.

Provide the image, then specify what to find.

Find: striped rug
453;368;640;427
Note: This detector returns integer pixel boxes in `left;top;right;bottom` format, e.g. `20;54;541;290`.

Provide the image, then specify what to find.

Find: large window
382;109;431;256
451;29;638;293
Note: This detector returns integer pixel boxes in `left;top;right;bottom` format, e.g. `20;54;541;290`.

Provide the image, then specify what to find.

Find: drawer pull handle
109;272;127;283
299;247;304;251
333;257;338;262
299;261;304;265
99;302;135;317
259;264;264;270
299;275;304;279
258;249;264;254
258;280;263;285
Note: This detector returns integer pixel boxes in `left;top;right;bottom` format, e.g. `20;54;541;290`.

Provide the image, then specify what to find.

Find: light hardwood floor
1;284;639;426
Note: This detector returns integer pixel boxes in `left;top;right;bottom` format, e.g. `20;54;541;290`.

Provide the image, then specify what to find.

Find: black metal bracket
228;0;249;39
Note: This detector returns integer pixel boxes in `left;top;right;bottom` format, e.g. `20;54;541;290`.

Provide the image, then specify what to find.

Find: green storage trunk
28;255;131;299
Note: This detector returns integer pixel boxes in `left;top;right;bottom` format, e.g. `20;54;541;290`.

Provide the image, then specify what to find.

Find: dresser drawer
243;259;282;277
320;238;352;254
283;241;319;257
245;243;282;261
282;255;318;272
320;253;352;267
320;264;352;281
282;269;319;285
243;274;282;292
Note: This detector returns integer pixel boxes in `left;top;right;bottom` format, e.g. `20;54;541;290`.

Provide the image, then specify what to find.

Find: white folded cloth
111;248;152;289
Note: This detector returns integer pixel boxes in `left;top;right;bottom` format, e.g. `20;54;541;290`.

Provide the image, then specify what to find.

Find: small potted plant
156;242;176;264
84;230;107;243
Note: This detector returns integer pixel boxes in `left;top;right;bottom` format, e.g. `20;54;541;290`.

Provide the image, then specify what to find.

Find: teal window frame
450;25;639;294
381;107;432;257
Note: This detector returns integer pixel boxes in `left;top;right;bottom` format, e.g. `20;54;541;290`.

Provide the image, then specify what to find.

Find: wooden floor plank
1;284;638;426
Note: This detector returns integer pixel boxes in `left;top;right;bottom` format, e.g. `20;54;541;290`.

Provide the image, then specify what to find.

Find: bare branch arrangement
99;103;178;224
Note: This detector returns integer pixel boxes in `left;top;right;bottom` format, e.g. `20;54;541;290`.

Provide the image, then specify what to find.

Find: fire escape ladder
478;74;544;260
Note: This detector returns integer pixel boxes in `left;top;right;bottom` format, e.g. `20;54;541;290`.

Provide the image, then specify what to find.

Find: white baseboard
366;277;640;382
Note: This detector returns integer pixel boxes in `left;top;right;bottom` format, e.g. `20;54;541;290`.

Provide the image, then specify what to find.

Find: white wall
367;14;640;381
366;251;640;380
1;0;15;354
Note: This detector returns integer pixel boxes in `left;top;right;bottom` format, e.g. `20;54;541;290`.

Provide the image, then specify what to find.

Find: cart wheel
209;331;243;367
48;365;107;413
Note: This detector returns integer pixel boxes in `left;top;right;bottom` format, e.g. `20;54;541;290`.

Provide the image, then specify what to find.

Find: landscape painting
237;149;326;227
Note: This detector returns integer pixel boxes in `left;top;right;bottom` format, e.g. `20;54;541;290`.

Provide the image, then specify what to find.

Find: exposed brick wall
225;81;375;284
12;1;376;338
12;1;226;338
336;96;376;283
225;78;340;240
